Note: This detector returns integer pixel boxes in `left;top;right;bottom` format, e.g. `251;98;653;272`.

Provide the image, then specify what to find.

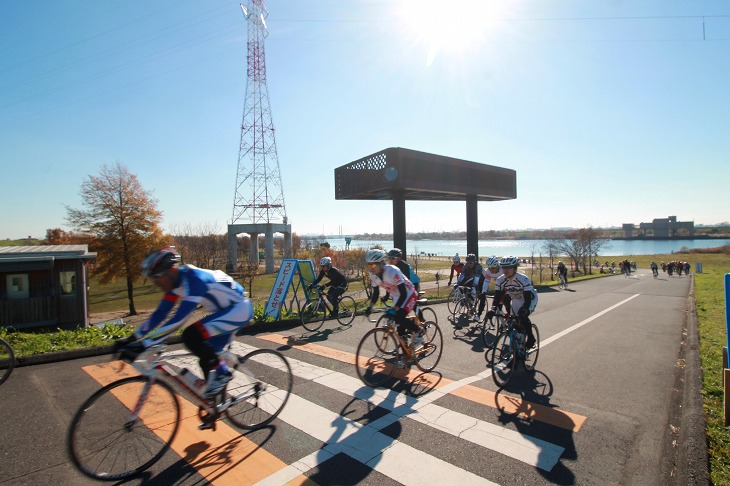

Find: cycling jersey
493;271;538;313
457;262;485;291
369;264;417;312
312;266;347;289
480;267;503;293
135;264;252;345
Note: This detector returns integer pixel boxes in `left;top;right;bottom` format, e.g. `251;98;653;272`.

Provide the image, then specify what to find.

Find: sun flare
395;0;507;65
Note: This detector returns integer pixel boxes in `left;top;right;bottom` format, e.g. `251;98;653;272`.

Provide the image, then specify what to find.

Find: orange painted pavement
81;361;296;485
260;333;585;432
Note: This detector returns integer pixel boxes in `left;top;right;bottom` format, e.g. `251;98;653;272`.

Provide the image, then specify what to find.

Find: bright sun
395;0;507;66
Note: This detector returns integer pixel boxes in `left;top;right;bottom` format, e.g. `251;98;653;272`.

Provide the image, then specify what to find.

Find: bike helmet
466;253;477;263
365;249;387;263
499;255;519;268
320;256;332;266
142;246;181;277
453;255;460;263
486;256;500;268
387;248;402;258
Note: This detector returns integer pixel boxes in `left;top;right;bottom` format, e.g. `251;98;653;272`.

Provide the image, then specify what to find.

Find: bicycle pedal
198;421;217;431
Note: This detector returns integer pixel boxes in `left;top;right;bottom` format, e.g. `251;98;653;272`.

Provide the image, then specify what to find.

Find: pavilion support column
392;191;407;260
466;194;479;258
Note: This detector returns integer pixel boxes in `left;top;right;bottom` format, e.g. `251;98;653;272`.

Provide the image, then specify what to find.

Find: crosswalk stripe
257;333;586;432
230;341;565;472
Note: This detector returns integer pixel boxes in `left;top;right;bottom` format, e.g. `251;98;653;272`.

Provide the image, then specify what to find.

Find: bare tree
170;222;226;269
66;162;169;315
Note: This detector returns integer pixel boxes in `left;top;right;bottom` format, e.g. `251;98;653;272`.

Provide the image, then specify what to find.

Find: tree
66;162;169;316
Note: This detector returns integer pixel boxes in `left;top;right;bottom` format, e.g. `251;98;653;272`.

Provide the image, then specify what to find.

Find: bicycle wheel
356;328;399;387
414;321;443;372
481;314;505;348
419;306;437;326
301;300;326;331
523;323;541;372
67;376;180;480
226;349;293;430
451;296;467;317
491;331;516;387
0;338;15;386
336;296;356;326
446;288;460;314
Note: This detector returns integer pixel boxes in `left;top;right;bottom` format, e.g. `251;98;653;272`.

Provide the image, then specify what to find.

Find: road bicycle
355;313;443;388
67;342;293;480
447;284;468;314
449;284;479;318
481;307;509;348
0;337;15;386
490;316;540;387
300;284;356;331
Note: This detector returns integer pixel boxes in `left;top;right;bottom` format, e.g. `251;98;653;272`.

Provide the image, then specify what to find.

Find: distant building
0;245;96;329
623;216;695;238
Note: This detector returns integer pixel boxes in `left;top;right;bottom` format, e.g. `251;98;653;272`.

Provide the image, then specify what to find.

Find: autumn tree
66;162;169;315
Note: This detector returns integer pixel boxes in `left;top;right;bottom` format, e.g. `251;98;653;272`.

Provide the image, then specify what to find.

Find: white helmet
486;256;500;268
499;255;519;268
320;257;332;266
453;255;460;263
365;249;387;263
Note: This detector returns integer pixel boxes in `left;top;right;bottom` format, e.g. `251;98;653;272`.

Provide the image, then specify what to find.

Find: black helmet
387;248;402;258
466;253;477;263
142;246;180;277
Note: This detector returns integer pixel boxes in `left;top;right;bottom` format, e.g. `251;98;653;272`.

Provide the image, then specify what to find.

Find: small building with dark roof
0;245;97;329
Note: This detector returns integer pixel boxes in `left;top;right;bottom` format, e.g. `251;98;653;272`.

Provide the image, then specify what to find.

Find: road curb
670;274;710;485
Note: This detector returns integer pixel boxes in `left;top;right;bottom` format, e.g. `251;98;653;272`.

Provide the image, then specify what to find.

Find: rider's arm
311;269;325;286
393;282;408;309
135;295;199;346
369;286;380;306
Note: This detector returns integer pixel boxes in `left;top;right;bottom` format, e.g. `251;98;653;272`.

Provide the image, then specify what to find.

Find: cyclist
486;256;538;350
115;247;253;402
456;253;485;321
556;260;569;288
650;261;659;277
476;255;503;320
364;249;423;345
308;256;348;317
447;255;464;286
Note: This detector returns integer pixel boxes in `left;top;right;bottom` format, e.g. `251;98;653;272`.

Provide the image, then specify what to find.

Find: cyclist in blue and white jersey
364;249;423;343
118;247;253;401
475;255;503;320
486;256;538;350
456;253;486;321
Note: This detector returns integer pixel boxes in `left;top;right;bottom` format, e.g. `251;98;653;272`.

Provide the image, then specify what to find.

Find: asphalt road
0;269;708;485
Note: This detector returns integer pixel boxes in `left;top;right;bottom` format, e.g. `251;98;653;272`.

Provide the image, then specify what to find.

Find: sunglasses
367;262;380;269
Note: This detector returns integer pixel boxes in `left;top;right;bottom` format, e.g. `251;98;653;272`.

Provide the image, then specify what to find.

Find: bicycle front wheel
491;331;516;388
414;321;443;372
356;328;399;388
446;288;460;314
481;315;505;348
336;296;356;326
226;349;293;430
301;300;326;331
523;323;541;372
67;376;180;480
419;306;437;326
0;338;15;386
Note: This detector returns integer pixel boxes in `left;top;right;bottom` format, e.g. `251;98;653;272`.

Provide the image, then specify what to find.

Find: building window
7;274;29;299
60;271;77;296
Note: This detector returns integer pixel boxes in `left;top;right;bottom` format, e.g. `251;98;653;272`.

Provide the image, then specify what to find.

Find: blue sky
2;0;729;240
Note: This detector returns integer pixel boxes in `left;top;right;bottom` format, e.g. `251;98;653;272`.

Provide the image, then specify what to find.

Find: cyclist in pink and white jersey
486;256;538;350
364;249;421;340
475;255;503;320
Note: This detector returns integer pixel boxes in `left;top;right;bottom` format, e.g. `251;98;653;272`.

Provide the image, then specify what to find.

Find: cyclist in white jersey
364;249;422;340
486;255;538;349
475;255;503;320
115;247;253;401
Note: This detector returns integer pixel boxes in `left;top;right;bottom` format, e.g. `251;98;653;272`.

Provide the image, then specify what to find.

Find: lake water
317;237;730;257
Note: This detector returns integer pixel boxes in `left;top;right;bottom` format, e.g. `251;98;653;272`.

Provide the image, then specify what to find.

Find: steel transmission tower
231;0;286;225
227;0;292;274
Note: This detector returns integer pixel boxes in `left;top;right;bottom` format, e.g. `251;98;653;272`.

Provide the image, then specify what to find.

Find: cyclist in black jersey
308;257;348;317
